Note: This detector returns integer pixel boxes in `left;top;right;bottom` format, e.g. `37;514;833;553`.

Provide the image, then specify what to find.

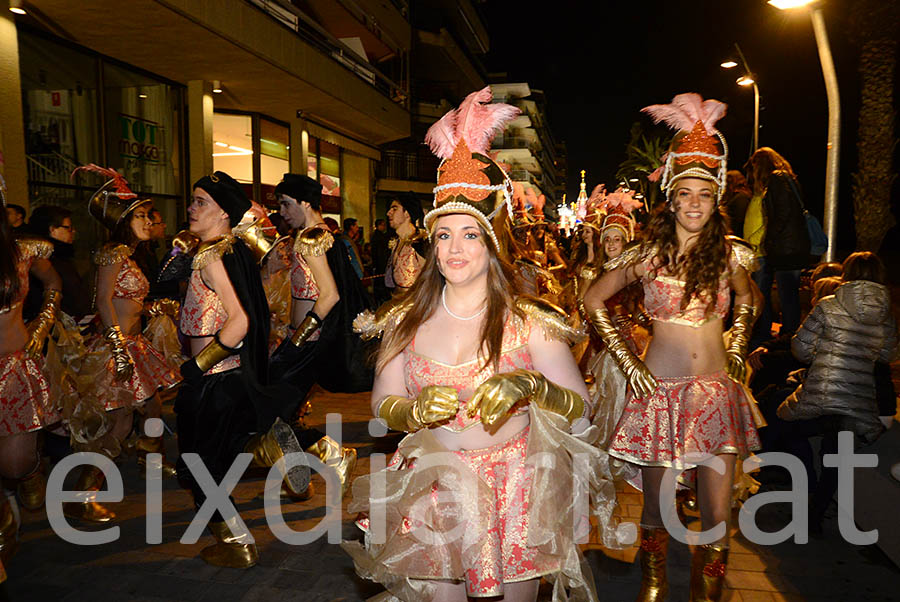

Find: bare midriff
113;297;144;336
0;307;28;355
643;318;726;377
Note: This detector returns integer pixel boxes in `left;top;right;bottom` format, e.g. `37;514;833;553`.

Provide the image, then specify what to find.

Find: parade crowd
1;88;898;602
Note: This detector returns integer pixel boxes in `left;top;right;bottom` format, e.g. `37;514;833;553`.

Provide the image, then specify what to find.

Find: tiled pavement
6;387;899;601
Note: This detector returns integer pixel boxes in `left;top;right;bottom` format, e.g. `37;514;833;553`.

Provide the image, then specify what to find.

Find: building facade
0;0;411;259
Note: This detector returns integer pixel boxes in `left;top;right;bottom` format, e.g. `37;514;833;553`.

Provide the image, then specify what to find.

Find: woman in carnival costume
0;184;63;578
344;87;633;602
584;94;762;602
65;165;181;523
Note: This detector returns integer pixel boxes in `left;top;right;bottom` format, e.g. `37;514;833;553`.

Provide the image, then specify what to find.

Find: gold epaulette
726;235;759;273
192;235;234;270
352;296;413;341
15;236;53;261
93;243;132;266
515;295;585;344
295;227;334;257
602;241;656;272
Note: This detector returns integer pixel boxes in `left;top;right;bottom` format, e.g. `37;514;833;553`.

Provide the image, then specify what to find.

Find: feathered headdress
598;187;643;241
423;87;521;253
641;93;728;202
72;164;147;231
511;182;533;230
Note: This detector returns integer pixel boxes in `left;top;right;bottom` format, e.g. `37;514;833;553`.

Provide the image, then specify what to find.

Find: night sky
482;0;900;256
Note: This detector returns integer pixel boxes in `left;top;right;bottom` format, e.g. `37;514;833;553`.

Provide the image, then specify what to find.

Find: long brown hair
570;225;604;270
746;147;796;196
0;208;21;309
376;218;524;374
110;200;153;246
641;201;729;311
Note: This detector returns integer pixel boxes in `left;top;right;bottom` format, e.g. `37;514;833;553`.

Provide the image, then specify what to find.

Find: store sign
118;114;161;162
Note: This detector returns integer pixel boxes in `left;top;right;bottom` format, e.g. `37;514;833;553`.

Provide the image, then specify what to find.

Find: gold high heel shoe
135;435;178;479
637;525;669;602
245;418;310;497
689;543;729;602
17;468;46;511
62;465;116;523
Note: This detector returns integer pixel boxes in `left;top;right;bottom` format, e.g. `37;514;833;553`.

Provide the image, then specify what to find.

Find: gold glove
195;334;238;373
25;289;62;358
146;298;180;318
584;302;657;398
376;386;459;432
102;325;134;382
725;304;757;384
468;369;585;427
290;314;320;347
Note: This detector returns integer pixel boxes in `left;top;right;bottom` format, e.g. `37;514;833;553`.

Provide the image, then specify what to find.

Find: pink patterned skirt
0;350;61;435
608;370;761;469
85;333;180;410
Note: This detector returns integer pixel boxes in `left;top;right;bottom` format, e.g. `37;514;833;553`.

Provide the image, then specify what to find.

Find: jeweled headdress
598;187;643;242
424;87;520;252
642;93;728;203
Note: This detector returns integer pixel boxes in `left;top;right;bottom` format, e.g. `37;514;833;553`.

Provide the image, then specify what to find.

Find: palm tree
616;122;670;208
850;0;899;252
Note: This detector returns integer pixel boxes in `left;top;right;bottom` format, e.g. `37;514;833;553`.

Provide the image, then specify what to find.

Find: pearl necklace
441;286;487;321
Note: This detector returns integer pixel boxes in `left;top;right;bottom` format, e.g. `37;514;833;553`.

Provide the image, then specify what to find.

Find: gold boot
637;525;669;602
306;436;357;498
17;469;46;511
0;497;19;568
61;465;116;523
244;418;310;497
135;436;178;479
689;543;729;602
200;517;258;569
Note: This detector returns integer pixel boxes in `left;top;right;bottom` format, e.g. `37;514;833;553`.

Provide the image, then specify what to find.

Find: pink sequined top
642;271;730;327
403;313;534;432
291;246;319;301
113;259;149;303
181;270;227;337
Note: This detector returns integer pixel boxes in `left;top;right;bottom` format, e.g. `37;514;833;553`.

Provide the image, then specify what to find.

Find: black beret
193;171;250;227
275;173;322;209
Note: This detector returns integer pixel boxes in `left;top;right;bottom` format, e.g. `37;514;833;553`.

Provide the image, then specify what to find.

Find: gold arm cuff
290;315;320;347
195;335;237;373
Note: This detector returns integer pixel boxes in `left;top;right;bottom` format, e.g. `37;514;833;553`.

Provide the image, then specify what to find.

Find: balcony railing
247;0;409;108
506;169;539;187
493;135;538;154
378;150;440;181
26;152;79;186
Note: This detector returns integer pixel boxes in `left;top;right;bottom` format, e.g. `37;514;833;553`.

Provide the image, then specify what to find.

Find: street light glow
8;0;26;14
721;61;738;69
737;76;755;86
768;0;814;9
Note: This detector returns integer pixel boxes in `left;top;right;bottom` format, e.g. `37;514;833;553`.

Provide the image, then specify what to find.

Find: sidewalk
7;386;899;601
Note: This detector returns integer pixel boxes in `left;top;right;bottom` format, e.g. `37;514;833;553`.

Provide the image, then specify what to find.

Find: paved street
7;386;899;601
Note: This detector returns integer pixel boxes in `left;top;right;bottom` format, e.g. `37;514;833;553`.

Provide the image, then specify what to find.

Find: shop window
212;113;253;184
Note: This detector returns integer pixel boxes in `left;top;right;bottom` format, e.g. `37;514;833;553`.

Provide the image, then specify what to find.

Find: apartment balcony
377;150;440;182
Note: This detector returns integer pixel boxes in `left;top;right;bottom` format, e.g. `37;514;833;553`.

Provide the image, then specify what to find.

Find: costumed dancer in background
64;166;181;523
385;192;428;297
343;87;632;602
175;171;310;568
584;94;762;602
0;199;62;577
528;189;567;276
270;173;362;499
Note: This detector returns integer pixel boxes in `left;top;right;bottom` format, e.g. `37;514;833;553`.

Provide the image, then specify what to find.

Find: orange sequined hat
423;87;520;252
642;93;728;203
599;187;643;242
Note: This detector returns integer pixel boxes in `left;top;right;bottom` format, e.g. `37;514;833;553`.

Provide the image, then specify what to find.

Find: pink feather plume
642;93;727;134
424;110;459;160
71;164;137;198
426;87;520;159
601;188;643;214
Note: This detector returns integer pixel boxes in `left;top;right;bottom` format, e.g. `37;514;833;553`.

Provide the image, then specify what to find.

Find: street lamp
769;0;839;261
721;43;760;155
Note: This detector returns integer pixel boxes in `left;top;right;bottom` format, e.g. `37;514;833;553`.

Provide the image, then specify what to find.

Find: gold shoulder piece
192;235;234;270
515;295;585;344
726;235;759;273
602;241;655;272
577;265;598;281
16;236;53;261
353;296;413;341
295;227;334;257
93;243;133;266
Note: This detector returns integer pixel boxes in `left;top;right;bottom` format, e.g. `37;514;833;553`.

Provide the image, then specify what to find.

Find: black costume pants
269;338;325;448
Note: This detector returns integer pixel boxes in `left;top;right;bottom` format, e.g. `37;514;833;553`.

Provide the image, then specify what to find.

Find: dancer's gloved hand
725;304;757;384
583;302;657;398
103;325;135;382
180;332;238;382
375;386;459;432
290;311;321;347
147;298;180;318
468;369;585;427
25;288;62;358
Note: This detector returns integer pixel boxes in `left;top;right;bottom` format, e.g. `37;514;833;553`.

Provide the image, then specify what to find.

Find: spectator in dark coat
722;170;751;236
745;148;811;347
5;204;26;232
370;218;391;304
